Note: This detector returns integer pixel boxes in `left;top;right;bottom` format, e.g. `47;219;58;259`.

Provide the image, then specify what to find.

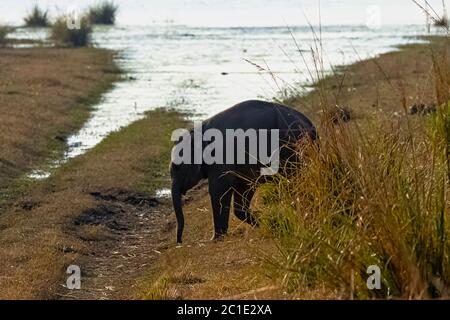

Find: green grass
88;1;118;25
24;5;49;27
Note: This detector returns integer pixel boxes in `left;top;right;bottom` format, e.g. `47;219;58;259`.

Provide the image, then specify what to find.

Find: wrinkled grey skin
171;100;317;243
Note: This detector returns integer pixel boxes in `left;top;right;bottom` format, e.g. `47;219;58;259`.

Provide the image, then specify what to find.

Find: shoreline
290;37;440;123
0;47;121;208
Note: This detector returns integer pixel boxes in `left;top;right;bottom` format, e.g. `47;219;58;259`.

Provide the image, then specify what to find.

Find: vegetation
0;25;12;46
435;0;450;28
88;1;119;25
50;15;92;47
0;110;186;299
255;40;450;299
434;16;449;27
3;0;450;301
23;5;49;27
0;48;119;207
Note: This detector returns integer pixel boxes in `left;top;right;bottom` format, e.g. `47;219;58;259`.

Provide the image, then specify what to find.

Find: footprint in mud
73;204;126;231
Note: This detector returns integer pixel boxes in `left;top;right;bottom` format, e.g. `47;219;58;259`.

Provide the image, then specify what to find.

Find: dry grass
136;184;286;300
256;112;450;299
136;38;450;300
0;46;120;299
292;42;437;125
254;38;450;299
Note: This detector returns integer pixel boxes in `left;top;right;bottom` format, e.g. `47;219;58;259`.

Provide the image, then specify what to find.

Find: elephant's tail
171;185;184;243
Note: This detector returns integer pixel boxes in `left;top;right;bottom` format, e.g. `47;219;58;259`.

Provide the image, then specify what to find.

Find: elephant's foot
211;232;226;242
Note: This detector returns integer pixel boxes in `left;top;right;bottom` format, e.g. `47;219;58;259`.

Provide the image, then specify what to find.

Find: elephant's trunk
171;185;184;243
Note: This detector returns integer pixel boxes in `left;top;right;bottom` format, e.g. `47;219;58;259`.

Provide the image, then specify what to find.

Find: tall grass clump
24;5;49;27
434;16;449;28
0;25;12;47
255;37;450;299
435;0;449;28
88;1;118;25
257;111;450;299
50;15;92;47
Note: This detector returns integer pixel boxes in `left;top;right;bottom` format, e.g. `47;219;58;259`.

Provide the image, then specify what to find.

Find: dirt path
56;190;175;299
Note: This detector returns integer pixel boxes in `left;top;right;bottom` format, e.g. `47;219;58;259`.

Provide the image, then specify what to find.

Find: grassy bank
0;109;187;299
258;37;450;299
0;47;120;207
137;37;450;300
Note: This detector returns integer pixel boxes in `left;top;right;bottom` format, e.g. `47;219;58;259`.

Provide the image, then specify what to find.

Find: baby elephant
170;100;317;243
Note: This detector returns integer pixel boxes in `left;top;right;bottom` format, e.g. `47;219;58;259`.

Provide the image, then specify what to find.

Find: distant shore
290;36;439;123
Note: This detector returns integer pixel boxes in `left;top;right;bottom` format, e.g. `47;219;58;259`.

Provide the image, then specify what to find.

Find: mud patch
409;103;437;115
74;204;126;231
16;199;40;211
72;189;163;235
89;189;160;208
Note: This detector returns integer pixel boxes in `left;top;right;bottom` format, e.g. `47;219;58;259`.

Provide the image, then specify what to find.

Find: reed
88;1;118;25
50;15;92;47
0;25;12;47
255;34;450;298
24;5;49;27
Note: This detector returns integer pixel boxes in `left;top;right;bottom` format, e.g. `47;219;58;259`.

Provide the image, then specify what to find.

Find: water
156;188;172;199
16;24;428;162
3;1;436;181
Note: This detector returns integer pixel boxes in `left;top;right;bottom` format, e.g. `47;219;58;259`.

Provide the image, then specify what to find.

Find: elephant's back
204;100;316;139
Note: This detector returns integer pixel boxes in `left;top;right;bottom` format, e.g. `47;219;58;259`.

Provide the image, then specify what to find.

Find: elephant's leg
209;177;233;240
233;184;258;227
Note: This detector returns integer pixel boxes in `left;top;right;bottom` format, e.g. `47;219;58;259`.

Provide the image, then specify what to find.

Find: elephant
170;100;317;243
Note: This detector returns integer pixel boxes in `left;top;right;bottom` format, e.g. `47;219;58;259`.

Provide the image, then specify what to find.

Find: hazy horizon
0;0;446;27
